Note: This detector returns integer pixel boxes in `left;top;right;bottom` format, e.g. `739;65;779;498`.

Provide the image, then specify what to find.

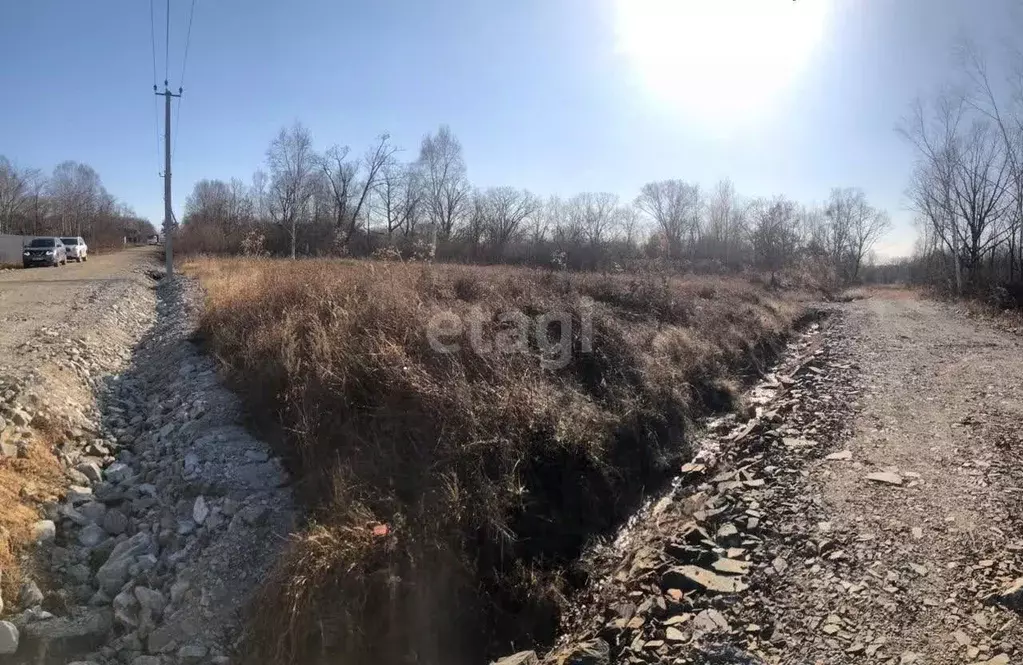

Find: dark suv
23;237;68;268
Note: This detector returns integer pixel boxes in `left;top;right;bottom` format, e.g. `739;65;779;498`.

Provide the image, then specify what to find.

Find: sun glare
615;0;829;129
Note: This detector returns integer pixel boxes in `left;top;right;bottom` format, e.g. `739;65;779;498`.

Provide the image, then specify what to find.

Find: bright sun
615;0;830;128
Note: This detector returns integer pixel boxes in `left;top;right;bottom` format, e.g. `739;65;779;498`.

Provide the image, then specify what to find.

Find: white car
60;237;88;262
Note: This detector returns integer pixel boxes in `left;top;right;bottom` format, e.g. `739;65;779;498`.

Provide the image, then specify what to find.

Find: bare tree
267;122;315;259
748;196;801;279
901;95;968;292
528;195;559;247
901;94;1013;291
320;134;397;248
482;187;540;250
551;196;583;246
617;204;642;249
251;170;269;223
569;192;618;247
849;207;891;280
418;125;469;240
703;179;747;267
463;188;488;254
229;178;253;225
378;159;404;237
184;179;233;224
49;161;102;235
635;180;701;258
960;41;1023;281
0;156;29;234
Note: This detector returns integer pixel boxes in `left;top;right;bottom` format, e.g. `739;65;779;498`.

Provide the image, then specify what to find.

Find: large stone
177;643;208;663
692;609;731;634
662;566;749;594
10;408;31;427
79;501;107;523
711;558;751;575
494;651;538;665
0;620;18;655
169;580;191;605
104;462;132;484
78;524;108;548
96;533;153;595
134;587;165;619
0;442;18;458
113;590;140;628
865;471;903;486
66;486;94;505
192;496;209;525
57;506;91;530
21;608;113;661
32;520;56;544
75;462;103;484
102;509;129;536
20;579;44;608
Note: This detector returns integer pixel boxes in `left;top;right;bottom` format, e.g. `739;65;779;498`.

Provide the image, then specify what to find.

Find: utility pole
156;82;181;275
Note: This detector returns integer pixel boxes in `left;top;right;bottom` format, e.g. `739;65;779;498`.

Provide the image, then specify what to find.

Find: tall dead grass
185;257;805;664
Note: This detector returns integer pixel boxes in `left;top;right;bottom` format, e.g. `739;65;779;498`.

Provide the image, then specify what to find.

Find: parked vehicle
60;236;88;262
22;237;67;268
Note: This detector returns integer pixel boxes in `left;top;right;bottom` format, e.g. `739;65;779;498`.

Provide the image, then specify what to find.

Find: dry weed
184;257;806;664
0;427;66;605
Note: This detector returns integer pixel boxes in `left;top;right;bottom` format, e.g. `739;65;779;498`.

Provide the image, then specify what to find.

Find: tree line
900;42;1023;297
178;122;890;281
0;157;154;247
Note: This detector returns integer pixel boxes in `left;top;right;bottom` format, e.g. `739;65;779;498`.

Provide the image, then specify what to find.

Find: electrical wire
180;0;196;89
164;0;170;84
150;0;162;176
172;0;197;169
149;0;158;85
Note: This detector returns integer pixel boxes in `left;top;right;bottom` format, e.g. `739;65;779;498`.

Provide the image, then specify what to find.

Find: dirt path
532;291;1023;665
0;248;156;374
769;292;1023;664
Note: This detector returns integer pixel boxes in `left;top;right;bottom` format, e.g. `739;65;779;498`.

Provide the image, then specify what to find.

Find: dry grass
184;257;807;665
0;426;66;604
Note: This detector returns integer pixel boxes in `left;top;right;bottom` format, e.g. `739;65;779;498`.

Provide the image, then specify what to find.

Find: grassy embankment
185;257;808;665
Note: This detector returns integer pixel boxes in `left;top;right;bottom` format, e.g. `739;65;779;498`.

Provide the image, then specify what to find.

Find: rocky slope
497;293;1023;665
0;270;295;665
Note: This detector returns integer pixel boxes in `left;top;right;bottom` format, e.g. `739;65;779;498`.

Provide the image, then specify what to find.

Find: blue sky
1;0;1020;257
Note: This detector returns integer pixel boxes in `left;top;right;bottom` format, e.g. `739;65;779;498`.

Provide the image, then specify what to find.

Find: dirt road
767;292;1023;664
541;291;1023;665
0;248;157;374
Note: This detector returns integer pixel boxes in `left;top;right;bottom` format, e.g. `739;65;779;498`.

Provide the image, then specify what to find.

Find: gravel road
531;290;1023;665
0;248;157;374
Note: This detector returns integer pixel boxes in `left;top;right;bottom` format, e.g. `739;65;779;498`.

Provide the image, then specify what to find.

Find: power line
179;0;197;87
149;0;158;84
150;0;162;176
164;0;170;84
172;0;197;169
